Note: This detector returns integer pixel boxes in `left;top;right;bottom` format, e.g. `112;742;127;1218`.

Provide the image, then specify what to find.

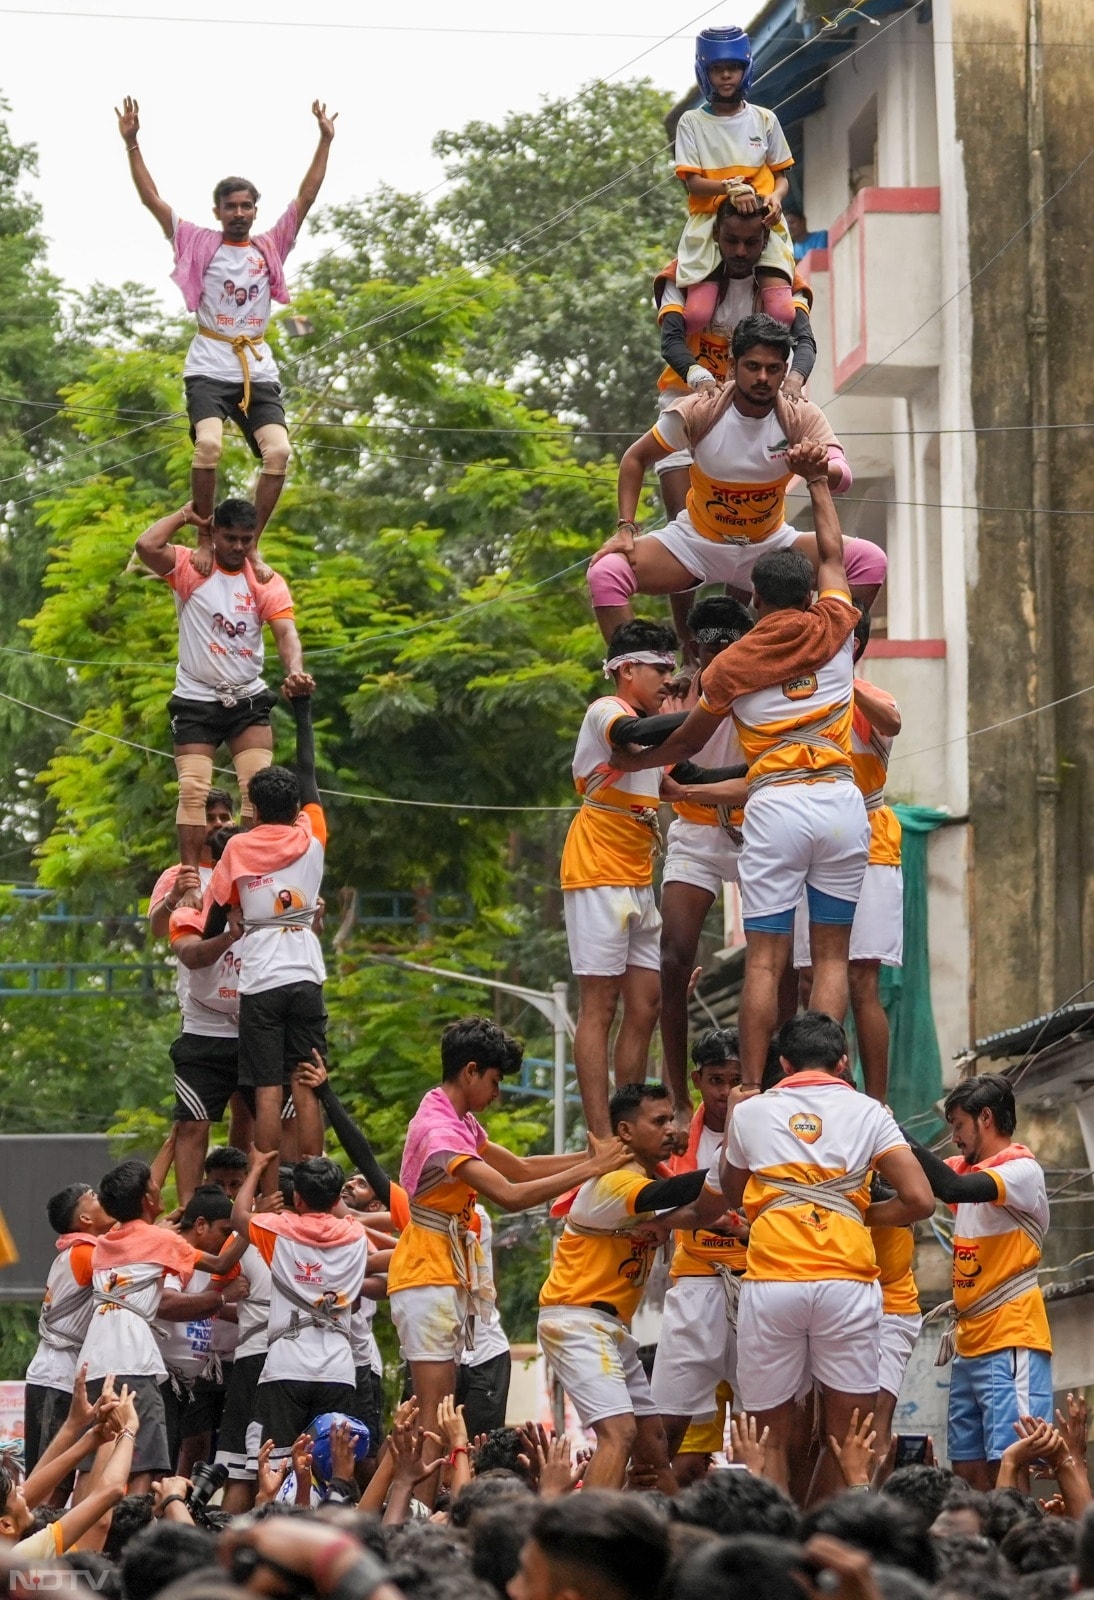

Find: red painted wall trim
866;639;947;659
829;185;941;248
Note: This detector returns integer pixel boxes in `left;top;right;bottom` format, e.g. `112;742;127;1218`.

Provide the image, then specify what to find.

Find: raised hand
1056;1392;1089;1467
220;1273;250;1306
436;1395;469;1453
312;101;339;141
829;1408;876;1489
730;1411;770;1476
329;1419;358;1484
114;96;140;144
784;440;829;482
293;1048;329;1092
255;1438;290;1505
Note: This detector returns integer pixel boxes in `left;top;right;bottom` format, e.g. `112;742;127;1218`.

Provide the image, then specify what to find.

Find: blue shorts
947;1347;1053;1463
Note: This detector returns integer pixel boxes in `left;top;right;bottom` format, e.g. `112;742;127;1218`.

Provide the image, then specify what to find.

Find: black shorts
353;1366;383;1457
255;1377;356;1456
85;1375;171;1476
24;1384;72;1473
216;1352;266;1479
184;376;288;461
238;983;327;1089
455;1350;511;1437
171;1032;243;1123
168;689;277;751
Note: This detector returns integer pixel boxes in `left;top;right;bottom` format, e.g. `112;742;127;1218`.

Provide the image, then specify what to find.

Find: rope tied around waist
752;1166;871;1225
196;326;266;414
927;1205;1046;1366
408;1201;496;1350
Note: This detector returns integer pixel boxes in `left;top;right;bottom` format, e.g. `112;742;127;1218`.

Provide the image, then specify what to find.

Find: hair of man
776;1010;848;1073
685;594;754;646
439;1016;523;1083
205;1146;249;1178
528;1490;670;1600
943;1073;1018;1138
731;312;793;363
46;1182;93;1236
292;1155;346;1212
248;764;300;826
97;1158;152;1224
751;546;815;610
212;177;260;207
608;1080;671;1134
178;1184;234;1230
605;618;679;662
212;497;259;533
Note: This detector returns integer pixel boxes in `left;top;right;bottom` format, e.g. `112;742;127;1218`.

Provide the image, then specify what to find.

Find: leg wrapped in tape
254;423;291;478
683;280;720;337
176;754;215;827
587;552;639;609
759;284;796;327
192;417;225;470
233;746;273;824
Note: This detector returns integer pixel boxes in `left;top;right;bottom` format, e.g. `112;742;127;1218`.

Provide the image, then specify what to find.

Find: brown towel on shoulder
700;593;860;717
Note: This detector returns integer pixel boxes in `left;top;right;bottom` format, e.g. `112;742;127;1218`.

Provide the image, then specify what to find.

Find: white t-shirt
80;1241;196;1381
674;103;793;187
174;212;280;386
235;1244;272;1360
654;401;793;544
349;1296;383;1376
170;898;241;1038
250;1212;367;1388
152;864;214;1027
155;1269;216;1379
165;547;294;703
462;1207;509;1366
210;807;327;995
26;1241;97;1391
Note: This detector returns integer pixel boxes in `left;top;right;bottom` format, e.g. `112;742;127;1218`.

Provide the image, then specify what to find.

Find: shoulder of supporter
252;568;294;622
164;544;206;599
993;1156;1044;1210
301;802;327;848
150;864;180;909
169;905;205;942
70;1241;95;1286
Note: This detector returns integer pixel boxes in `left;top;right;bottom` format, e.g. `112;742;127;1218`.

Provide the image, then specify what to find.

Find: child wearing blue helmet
674;28;796;337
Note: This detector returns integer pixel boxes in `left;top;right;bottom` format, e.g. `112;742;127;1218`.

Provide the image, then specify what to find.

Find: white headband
603;650;678;678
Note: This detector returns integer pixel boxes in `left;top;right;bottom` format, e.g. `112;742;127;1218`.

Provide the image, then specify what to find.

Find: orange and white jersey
674;103;793;217
656;275;812;395
727;594;856;790
387;1159;482;1295
670;1122;747;1278
948;1147;1051;1358
852;681;902;867
26;1238;97;1389
249;1210;367;1387
653;401;794;544
210;804;327;994
165;547;294;701
560;697;664;890
540;1169;662;1327
722;1071;906;1283
870;1225;920;1316
673;710;745;830
170;892;241;1037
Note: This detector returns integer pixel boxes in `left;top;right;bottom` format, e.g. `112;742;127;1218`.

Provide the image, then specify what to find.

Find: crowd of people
3;22;1077;1599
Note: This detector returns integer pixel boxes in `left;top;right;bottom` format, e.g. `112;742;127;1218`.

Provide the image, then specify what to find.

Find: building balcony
815;186;941;397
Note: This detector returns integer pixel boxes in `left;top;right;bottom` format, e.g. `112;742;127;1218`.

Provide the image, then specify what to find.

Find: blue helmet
695;27;753;101
307;1412;371;1482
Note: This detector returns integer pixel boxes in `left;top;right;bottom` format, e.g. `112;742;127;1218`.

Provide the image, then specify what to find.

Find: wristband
160;1493;188;1512
616;518;639;532
117;1428;136;1441
327;1554;391;1600
126;143;139;152
447;1446;469;1465
846;1482;871;1491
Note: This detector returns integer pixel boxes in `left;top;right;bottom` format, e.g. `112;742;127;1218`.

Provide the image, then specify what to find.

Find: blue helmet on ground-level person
308;1412;371;1482
695;27;753;101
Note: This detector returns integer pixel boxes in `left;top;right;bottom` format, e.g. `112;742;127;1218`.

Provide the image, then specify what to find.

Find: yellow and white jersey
670;1122;747;1278
653;402;793;544
947;1148;1051;1358
870;1224;920;1316
673;710;745;829
674;103;793;216
727;594;856;789
540;1169;661;1328
723;1071;906;1283
560;696;664;890
852;681;902;867
656;276;811;394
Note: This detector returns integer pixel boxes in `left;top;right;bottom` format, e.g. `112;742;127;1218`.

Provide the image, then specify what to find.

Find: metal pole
552;981;569;1154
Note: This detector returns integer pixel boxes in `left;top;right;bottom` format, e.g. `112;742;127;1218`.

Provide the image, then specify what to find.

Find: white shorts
739;782;870;923
793;862;904;967
662;817;741;899
878;1312;923;1399
735;1278;882;1411
650;1274;740;1419
390;1285;470;1364
563;885;661;977
647;509;801;590
537;1306;660;1427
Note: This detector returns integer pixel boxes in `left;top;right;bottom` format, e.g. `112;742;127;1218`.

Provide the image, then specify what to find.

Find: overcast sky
5;0;751;306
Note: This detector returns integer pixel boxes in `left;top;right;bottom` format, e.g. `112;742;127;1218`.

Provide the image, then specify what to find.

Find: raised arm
906;1137;1000;1204
270;616;314;699
291;693;320;806
787;441;847;594
173;927;237;971
295;1057;394;1208
114;97;174;238
853;680;902;738
296;100;339;222
458;1141;626;1215
135;504;204;576
613;702;726;772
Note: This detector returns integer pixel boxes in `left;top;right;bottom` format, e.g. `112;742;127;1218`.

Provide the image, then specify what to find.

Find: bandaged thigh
843;535;888;588
233;746;272;822
176;753;214;826
253;423;291;477
587;552;638;608
192;417;224;470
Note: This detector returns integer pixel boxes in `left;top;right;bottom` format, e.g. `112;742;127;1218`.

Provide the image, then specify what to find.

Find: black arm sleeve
790;307;817;382
292;695;320;808
907;1137;999;1204
609;711;689;748
202;901;229;939
634;1169;711;1212
670;759;748;785
317;1083;392;1208
659;310;694;383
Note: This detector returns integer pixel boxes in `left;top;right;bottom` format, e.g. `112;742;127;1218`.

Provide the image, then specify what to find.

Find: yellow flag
0;1208;19;1268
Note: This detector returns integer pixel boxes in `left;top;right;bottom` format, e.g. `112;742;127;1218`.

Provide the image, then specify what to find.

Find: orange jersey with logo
560;697;664;889
723;1073;906;1282
870;1225;920;1315
387;1155;484;1294
669;1121;746;1277
947;1148;1051;1358
540;1169;660;1327
851;683;901;867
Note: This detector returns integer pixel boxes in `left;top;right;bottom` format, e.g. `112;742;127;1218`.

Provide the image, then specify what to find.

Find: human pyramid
9;27;1059;1573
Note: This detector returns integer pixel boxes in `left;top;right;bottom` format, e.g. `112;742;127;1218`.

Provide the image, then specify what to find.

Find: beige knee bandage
254;422;291;477
233;746;273;822
175;753;215;827
192;417;225;470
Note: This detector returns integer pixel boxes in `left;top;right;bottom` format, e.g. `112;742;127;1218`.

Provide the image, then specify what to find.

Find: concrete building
681;0;1092;1076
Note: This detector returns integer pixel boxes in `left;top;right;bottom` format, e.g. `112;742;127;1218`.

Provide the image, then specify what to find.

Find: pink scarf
400;1086;487;1198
